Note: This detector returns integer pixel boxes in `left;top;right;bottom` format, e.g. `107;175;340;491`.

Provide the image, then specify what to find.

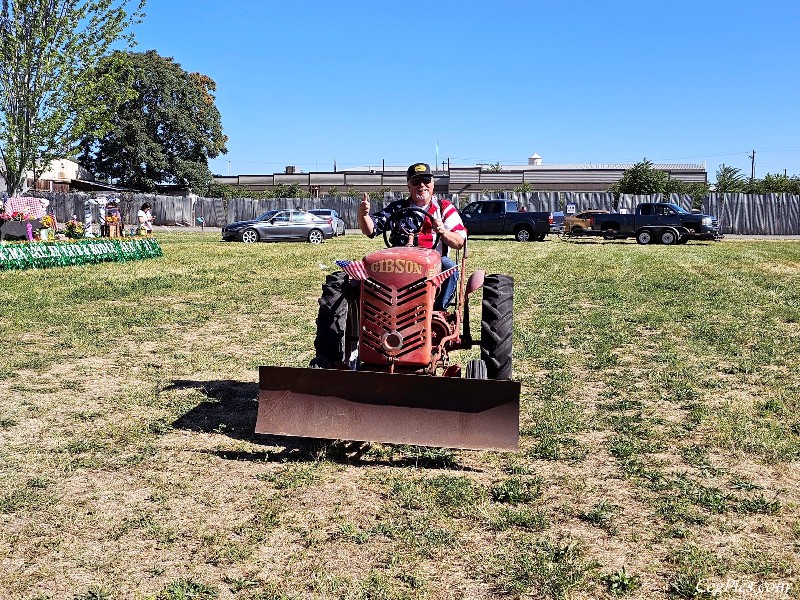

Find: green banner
0;238;163;270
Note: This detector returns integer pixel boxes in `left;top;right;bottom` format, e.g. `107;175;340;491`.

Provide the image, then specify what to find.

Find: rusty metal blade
256;366;520;451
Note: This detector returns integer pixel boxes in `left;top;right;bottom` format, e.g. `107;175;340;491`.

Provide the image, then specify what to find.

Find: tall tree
77;50;228;191
714;164;746;193
608;158;669;195
0;0;144;196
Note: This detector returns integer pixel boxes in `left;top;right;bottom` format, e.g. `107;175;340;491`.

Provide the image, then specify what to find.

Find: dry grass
1;233;799;599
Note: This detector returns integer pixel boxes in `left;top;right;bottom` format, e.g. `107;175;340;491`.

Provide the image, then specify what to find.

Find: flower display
41;215;56;229
106;214;121;224
64;219;85;239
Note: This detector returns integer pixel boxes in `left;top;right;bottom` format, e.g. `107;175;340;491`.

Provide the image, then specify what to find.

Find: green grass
1;232;799;598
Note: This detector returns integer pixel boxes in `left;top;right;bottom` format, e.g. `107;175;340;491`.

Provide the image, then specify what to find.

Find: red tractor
257;206;520;450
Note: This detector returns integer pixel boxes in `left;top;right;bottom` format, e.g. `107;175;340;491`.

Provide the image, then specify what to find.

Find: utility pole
748;149;756;180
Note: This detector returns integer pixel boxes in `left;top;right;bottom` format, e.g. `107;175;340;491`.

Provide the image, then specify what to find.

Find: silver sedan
222;209;334;244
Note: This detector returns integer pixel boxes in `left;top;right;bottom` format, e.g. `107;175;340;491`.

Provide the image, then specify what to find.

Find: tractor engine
358;247;454;372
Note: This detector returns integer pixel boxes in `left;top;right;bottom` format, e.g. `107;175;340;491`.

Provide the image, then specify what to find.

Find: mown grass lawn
1;232;798;599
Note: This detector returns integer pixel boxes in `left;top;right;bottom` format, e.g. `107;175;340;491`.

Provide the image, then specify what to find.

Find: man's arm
358;193;374;236
433;218;466;250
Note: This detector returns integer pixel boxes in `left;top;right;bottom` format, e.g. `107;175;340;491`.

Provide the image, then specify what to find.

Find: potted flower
40;215;56;241
64;219;85;239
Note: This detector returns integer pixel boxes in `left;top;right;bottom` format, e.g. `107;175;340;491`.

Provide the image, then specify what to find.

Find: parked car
309;209;346;236
222;209;334;244
563;210;609;235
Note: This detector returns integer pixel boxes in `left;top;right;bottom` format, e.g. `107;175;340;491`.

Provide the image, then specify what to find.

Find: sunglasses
410;175;433;185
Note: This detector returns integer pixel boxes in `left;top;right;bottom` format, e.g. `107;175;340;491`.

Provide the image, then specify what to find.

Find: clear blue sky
132;0;800;182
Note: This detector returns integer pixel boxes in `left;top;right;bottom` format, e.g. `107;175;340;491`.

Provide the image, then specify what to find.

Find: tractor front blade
256;366;520;451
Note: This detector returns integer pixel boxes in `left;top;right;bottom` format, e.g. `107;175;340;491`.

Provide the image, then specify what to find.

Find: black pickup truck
580;202;722;245
460;200;551;242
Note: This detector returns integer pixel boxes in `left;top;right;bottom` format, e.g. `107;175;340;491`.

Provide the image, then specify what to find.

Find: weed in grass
601;566;642;596
527;435;587;461
266;463;323;490
155;578;218;599
667;544;719;599
0;477;52;514
656;496;709;526
737;493;780;515
0;417;17;428
491;476;544;504
492;536;595;598
486;505;549;532
389;474;481;516
581;500;619;535
73;586;114;600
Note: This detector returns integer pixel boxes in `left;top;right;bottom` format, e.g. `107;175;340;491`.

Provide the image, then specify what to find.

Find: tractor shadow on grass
167;378;475;470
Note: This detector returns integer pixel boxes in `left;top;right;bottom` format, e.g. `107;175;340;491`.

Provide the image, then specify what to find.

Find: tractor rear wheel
310;272;359;368
481;274;514;380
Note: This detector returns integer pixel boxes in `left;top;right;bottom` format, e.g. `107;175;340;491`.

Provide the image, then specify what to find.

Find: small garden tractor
256;206;520;450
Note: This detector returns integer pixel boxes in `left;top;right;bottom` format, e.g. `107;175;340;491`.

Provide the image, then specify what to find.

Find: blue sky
133;0;800;182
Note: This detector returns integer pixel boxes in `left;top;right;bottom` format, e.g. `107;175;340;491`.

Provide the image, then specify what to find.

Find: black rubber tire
514;227;532;242
636;230;652;245
660;229;678;245
465;359;488;379
481;274;514;380
311;272;359;367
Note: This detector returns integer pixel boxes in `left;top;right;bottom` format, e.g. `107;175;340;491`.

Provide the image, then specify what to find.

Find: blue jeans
434;255;459;310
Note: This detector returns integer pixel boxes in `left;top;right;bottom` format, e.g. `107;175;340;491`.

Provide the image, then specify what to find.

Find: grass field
1;232;798;600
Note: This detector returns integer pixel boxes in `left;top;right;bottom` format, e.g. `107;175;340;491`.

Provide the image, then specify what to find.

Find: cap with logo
406;162;432;181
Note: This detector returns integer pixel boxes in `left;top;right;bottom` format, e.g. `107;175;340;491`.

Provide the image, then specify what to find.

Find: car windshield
310;210;331;216
257;211;279;221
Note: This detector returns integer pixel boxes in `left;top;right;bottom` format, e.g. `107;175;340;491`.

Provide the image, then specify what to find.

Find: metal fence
26;191;800;235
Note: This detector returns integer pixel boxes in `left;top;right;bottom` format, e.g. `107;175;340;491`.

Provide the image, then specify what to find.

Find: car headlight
702;217;712;226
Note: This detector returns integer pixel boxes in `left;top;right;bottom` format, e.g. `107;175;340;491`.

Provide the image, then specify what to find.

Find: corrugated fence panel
20;191;800;235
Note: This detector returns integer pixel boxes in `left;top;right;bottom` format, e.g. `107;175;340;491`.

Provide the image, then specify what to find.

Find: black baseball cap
406;162;433;181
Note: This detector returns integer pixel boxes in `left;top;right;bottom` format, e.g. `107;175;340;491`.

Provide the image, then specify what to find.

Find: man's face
407;175;434;206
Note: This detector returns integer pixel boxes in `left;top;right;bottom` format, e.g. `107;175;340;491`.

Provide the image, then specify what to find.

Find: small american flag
428;265;457;287
336;259;369;280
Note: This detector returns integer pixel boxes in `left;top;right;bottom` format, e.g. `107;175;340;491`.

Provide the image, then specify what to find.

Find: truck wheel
465;359;488;380
481;274;513;380
660;229;678;245
310;272;359;368
514;227;533;242
603;229;618;240
636;230;653;245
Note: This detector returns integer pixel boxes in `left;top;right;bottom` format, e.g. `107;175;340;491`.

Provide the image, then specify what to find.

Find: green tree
485;162;502;172
77;50;228;191
744;173;800;195
0;0;144;196
608;158;669;196
714;164;746;193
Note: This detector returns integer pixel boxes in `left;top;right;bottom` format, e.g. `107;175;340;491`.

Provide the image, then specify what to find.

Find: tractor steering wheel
382;205;441;250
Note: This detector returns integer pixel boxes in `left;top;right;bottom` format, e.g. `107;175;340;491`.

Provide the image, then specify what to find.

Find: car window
291;211;311;223
258;211;278;221
272;211;289;222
